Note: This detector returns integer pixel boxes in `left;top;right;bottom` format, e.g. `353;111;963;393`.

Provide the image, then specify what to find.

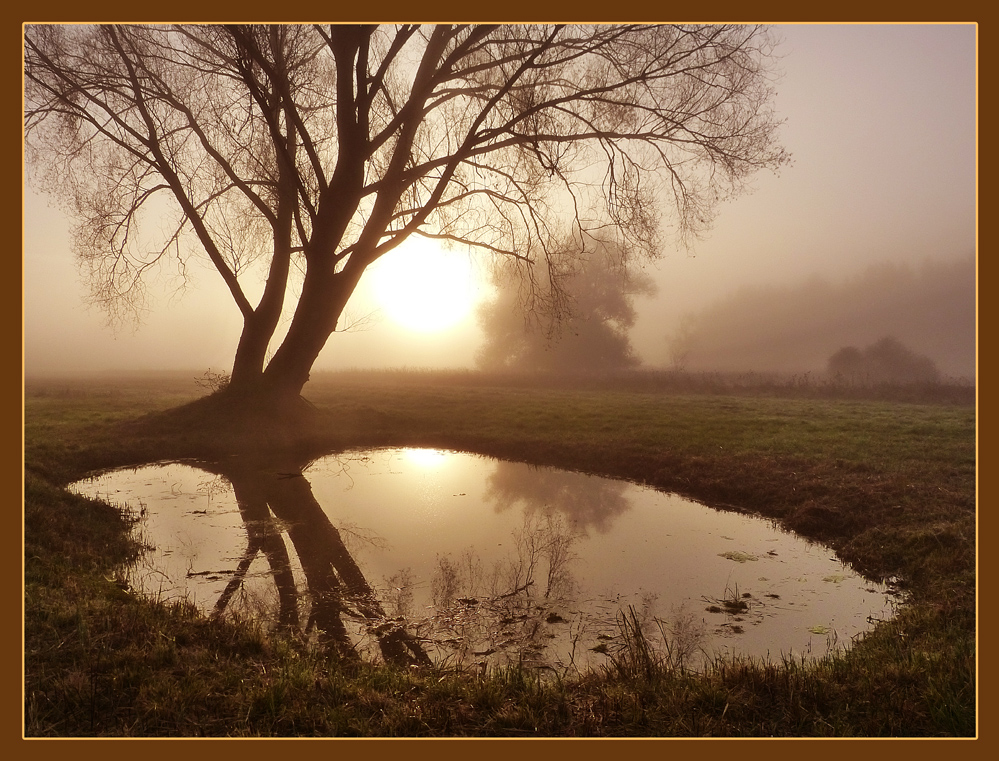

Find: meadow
23;370;976;736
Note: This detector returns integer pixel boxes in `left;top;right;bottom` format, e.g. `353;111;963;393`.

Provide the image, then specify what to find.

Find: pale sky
22;23;977;376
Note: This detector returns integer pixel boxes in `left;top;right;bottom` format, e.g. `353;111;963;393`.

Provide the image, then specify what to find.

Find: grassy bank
23;371;976;736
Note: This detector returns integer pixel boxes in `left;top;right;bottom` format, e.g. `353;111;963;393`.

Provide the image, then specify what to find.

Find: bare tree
666;314;697;371
25;23;788;418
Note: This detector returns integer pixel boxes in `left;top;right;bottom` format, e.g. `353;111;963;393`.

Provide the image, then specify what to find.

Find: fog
669;256;975;378
23;25;976;380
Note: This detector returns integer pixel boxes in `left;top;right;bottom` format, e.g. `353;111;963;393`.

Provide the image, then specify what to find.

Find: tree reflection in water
417;510;591;670
212;458;429;667
396;460;641;669
214;456;605;671
484;461;633;534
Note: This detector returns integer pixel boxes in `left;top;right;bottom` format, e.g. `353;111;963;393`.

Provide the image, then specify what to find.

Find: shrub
827;337;941;384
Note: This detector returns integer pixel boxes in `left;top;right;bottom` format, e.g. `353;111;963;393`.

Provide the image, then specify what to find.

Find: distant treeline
668;255;975;380
308;367;974;404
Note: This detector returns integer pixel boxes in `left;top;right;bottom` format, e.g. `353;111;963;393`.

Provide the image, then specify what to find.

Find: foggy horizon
23;24;977;382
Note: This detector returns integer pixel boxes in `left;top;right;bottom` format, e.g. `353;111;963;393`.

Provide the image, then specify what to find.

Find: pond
69;447;900;673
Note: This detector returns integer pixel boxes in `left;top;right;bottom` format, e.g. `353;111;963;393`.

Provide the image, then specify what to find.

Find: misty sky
22;24;977;376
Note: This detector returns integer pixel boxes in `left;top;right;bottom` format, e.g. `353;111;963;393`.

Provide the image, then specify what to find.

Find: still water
70;447;899;672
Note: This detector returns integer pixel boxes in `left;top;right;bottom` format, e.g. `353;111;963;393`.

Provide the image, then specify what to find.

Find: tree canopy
476;236;655;373
25;23;788;412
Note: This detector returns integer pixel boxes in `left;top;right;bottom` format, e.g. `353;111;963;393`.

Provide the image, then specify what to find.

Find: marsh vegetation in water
71;448;899;673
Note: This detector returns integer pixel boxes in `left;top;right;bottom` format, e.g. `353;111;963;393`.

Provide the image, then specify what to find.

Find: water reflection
70;448;900;672
485;461;631;533
216;459;428;666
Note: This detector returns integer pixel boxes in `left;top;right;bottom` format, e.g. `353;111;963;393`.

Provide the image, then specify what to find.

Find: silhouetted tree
476;236;655;372
828;336;941;384
25;24;788;420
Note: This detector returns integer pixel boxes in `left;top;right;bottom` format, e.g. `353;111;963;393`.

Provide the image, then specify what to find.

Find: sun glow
404;448;451;467
368;238;479;332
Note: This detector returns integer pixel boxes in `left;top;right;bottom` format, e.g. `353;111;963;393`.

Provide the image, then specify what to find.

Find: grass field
23;370;976;736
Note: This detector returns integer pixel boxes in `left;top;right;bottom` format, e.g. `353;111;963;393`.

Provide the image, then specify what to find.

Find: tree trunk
228;315;274;392
260;266;362;406
229;234;293;395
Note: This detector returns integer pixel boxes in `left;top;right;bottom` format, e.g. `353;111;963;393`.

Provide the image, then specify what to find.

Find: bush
827;337;941;384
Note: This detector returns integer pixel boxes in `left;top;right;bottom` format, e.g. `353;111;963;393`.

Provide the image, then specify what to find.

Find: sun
368;237;479;332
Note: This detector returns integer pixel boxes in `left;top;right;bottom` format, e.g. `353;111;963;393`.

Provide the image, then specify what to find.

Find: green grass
23;370;976;736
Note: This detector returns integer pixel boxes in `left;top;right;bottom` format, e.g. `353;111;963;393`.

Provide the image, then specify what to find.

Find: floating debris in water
719;551;757;563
